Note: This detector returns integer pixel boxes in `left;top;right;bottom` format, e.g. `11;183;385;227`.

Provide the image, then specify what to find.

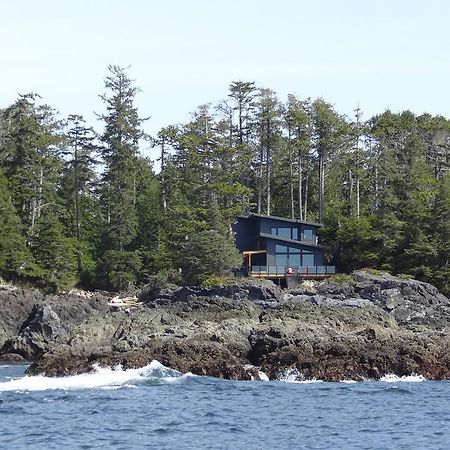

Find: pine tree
2;94;63;236
60;114;100;274
30;209;77;292
98;65;146;252
0;168;40;281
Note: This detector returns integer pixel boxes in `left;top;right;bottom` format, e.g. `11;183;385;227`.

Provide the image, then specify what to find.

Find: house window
275;254;288;266
270;227;299;240
275;244;304;268
303;229;314;241
278;228;291;239
289;254;301;267
302;251;315;266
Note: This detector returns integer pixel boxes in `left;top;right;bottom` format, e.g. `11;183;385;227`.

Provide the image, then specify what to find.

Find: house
233;213;335;286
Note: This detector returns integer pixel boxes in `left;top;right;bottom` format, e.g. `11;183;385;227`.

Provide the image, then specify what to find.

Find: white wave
0;360;182;392
380;373;427;383
277;367;323;383
340;379;358;384
257;370;270;381
291;379;324;384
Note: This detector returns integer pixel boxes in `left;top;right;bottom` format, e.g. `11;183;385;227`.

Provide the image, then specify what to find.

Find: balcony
249;265;336;277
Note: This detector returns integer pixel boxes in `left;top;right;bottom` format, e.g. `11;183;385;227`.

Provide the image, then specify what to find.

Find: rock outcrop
1;272;450;381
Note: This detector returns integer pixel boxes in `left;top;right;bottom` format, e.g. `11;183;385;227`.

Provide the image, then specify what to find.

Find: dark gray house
233;214;335;283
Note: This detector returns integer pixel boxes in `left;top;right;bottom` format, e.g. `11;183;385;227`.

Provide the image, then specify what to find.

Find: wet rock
2;274;450;381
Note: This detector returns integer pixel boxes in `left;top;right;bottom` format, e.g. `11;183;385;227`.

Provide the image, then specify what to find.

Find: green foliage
30;209;78;292
0;169;41;280
334;217;381;272
99;65;145;252
1;75;449;295
329;273;355;285
97;250;142;292
178;229;242;285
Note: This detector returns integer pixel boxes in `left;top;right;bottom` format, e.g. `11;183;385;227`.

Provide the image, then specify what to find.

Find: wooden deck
248;265;336;280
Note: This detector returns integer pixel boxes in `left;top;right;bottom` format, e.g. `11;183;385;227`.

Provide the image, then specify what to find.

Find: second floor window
303;229;314;241
270;227;298;240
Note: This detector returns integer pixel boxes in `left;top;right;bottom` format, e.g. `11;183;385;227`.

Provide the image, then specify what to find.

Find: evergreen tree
0;169;40;281
1;94;63;236
60;114;100;274
98;65;145;252
30;209;77;292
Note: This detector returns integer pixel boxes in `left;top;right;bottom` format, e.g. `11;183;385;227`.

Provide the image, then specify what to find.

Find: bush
178;229;242;286
97;250;142;292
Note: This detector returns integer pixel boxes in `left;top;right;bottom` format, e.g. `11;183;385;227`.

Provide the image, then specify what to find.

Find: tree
98;65;146;252
60;114;99;273
311;99;346;223
1;94;62;236
0;168;40;281
30;209;77;292
255;88;282;215
178;229;241;285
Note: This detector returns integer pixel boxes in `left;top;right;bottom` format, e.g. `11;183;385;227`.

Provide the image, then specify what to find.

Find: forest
0;66;449;294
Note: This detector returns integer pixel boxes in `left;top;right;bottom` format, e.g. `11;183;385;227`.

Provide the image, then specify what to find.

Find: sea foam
277;367;323;384
380;373;427;383
0;360;185;392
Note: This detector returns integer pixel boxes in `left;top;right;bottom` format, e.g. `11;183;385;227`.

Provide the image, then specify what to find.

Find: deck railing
249;265;336;276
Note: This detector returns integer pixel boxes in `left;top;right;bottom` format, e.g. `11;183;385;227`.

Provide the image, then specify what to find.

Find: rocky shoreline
1;271;450;381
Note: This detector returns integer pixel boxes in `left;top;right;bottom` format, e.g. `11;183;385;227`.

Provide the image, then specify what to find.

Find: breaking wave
380;373;427;383
277;367;323;384
0;360;191;392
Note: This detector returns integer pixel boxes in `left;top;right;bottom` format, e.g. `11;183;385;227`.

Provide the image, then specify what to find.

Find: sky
2;0;450;161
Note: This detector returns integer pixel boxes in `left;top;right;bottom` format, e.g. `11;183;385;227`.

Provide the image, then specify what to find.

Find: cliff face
1;272;450;381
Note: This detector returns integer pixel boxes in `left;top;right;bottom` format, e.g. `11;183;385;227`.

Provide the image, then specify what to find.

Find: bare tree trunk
319;152;325;223
257;146;263;214
288;131;294;219
304;171;309;221
74;142;82;272
348;168;353;216
374;150;379;211
266;145;271;216
37;165;44;220
355;163;360;219
160;139;167;211
298;151;303;220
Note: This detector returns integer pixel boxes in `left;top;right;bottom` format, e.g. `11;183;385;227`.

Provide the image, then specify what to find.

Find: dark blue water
1;363;449;449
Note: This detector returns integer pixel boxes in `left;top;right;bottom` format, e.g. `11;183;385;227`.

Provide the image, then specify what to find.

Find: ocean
0;362;449;450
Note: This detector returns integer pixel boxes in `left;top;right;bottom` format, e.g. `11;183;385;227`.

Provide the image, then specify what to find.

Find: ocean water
0;363;449;450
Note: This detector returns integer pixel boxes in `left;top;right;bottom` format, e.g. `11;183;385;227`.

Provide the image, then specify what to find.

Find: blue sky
2;0;450;160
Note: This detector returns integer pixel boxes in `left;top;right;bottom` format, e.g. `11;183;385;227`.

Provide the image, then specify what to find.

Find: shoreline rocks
1;271;450;381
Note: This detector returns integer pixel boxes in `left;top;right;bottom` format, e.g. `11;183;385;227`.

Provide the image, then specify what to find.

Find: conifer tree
2;94;62;236
98;65;145;252
60;114;99;274
0;169;40;281
30;209;77;292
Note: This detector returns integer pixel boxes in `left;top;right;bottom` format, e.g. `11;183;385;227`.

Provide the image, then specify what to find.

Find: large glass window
270;227;299;240
275;244;303;268
278;228;291;239
288;254;301;267
275;254;288;266
302;252;315;266
303;229;314;241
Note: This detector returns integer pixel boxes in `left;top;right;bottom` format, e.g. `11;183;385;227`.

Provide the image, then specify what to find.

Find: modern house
233;213;335;286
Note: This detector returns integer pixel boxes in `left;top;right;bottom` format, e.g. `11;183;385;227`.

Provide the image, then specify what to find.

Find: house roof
239;213;323;227
259;233;329;250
